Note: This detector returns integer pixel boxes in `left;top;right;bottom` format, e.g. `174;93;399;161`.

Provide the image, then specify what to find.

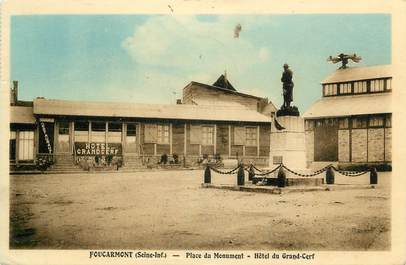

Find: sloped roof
212;74;236;91
10;106;36;124
322;65;392;84
191;98;250;109
303;93;391;119
33;98;272;123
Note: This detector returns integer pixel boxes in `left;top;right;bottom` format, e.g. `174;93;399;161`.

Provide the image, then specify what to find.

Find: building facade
10;76;275;172
303;65;392;168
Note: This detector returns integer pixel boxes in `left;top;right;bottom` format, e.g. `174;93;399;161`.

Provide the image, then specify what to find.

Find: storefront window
202;126;214;145
245;127;257;146
18;131;34;160
108;122;122;143
91;122;106;142
126;123;137;153
339;118;349;129
74;121;89;142
157;124;169;144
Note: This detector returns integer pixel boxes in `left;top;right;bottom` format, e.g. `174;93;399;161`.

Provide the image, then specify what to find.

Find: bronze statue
281;63;294;109
327;53;362;69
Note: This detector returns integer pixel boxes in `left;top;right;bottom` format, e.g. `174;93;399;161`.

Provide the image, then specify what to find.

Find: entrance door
314;119;338;161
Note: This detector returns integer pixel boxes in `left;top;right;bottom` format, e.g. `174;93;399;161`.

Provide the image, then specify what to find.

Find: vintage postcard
1;0;406;264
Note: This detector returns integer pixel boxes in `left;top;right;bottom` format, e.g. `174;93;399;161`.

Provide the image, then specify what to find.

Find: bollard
277;167;286;188
237;164;245;186
204;166;211;184
325;166;335;185
370;167;378;186
248;164;255;181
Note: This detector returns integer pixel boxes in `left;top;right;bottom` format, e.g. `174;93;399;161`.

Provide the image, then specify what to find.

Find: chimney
10;81;18;105
176;99;182;104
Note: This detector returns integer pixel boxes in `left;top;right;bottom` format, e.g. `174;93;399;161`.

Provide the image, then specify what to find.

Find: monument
270;64;306;169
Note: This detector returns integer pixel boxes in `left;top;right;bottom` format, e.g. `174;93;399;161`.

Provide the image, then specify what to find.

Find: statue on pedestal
277;63;299;117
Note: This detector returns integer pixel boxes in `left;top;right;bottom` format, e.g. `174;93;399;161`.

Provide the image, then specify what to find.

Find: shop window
339;83;351;94
233;126;245;145
74;121;89;142
369;116;384;128
339;118;349;129
91;122;106;143
354;81;367;93
157;124;169;144
144;124;157;143
108;122;122;143
202;126;214;145
245;127;257;146
370;79;385;92
18;131;34;160
10;131;16;160
190;125;201;144
352;117;367;129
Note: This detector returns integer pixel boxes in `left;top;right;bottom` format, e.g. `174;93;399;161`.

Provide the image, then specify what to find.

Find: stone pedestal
270;116;306;169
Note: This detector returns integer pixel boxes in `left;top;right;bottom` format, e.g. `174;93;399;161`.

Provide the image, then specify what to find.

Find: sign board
74;142;122;156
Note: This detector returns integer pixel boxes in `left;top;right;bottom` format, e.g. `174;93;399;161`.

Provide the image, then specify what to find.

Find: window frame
245;126;257;147
157;124;170;144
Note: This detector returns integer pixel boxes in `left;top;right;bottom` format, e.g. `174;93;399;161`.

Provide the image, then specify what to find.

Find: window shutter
233;126;245;145
190;125;201;144
144;124;157;143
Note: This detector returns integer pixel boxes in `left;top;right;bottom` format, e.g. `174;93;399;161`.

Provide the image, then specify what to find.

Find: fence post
204;166;211;184
326;166;335;185
370;167;378;187
248;163;255;181
237;163;245;186
277;166;286;187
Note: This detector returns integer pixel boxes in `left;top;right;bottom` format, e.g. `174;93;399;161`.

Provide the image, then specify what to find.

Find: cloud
122;15;272;79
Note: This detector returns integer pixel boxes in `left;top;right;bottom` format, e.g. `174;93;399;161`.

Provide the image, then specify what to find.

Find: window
91;122;106;142
339;83;351;94
370;79;385;92
246;127;257;146
189;125;201;144
339;118;349;129
108;122;122;143
305;120;314;130
323;84;338;96
369;116;384;127
233;126;245;145
10;131;16;160
386;78;392;91
354;81;367;93
352;117;367;129
74;121;89;142
58;121;69;135
18;131;34;160
202;126;214;145
144;124;157;143
157;124;169;144
385;115;392;128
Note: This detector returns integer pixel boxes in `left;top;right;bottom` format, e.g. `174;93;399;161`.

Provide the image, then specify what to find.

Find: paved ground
9;170;391;250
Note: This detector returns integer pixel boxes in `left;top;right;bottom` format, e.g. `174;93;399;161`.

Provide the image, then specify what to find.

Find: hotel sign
75;142;122;156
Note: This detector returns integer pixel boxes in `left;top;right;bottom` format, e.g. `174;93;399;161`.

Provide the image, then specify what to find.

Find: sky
10;14;391;111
